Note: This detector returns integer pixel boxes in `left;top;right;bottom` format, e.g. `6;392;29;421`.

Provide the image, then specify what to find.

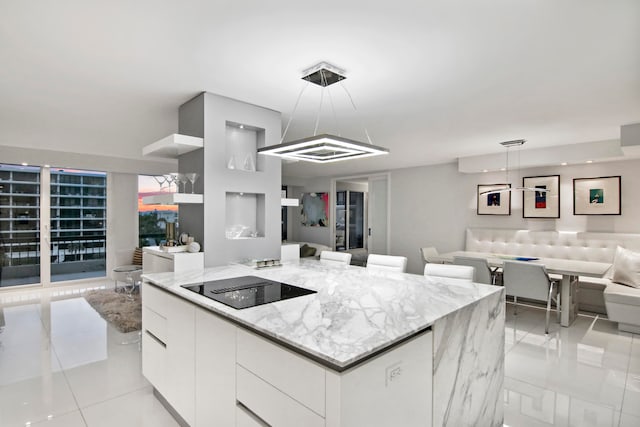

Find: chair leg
556;283;561;323
513;296;518;315
545;282;554;334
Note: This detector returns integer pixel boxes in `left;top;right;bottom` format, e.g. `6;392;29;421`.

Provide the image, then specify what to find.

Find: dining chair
453;256;497;285
419;247;440;267
503;260;560;334
424;264;474;281
319;250;352;266
366;254;408;273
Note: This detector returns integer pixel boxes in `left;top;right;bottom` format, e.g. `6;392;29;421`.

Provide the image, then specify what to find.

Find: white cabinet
195;308;237;427
142;285;433;427
141;283;195;426
142;246;204;274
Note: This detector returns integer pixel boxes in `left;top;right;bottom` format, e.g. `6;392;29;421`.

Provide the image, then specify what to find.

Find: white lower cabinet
141;283;195;426
142;284;433;427
195;308;237;427
236;404;268;427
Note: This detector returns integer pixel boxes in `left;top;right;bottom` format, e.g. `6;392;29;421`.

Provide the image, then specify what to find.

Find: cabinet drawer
142;329;167;394
142;306;167;344
237;329;326;416
236;403;269;427
237;365;324;427
141;282;168;316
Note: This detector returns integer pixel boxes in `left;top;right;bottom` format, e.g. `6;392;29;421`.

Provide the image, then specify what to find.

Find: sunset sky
138;175;178;212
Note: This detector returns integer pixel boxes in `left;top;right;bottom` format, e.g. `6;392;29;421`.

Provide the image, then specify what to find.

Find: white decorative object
187;242;201;253
281;198;299;207
243;154;256;171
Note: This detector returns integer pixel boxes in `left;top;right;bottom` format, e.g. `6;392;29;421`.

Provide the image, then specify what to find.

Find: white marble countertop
142;259;502;371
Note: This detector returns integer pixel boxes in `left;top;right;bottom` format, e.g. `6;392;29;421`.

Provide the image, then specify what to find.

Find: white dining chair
453;255;497;285
319;250;352;266
419;247;440;267
424;264;474;281
503;260;560;334
366;254;408;273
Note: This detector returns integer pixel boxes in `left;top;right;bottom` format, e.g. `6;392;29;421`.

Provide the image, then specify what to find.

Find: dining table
431;251;612;327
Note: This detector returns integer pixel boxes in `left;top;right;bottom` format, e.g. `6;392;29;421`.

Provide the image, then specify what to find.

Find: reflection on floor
504;303;640;427
1;280;639;426
0;279;178;427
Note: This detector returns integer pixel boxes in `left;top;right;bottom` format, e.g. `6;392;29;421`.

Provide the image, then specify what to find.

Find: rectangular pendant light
257;134;389;163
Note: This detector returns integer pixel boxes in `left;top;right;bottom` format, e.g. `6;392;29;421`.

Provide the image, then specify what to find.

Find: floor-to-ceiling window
138;175;178;247
0;164;41;287
0;164;107;288
50;168;106;282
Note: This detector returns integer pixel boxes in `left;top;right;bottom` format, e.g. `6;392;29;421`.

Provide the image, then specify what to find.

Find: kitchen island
142;259;504;427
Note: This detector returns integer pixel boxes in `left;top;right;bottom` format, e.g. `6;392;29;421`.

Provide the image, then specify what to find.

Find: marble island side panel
433;288;505;427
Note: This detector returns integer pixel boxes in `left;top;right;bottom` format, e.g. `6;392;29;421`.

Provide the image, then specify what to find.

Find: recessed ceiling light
586;160;593;164
482;169;489;173
44;164;50;168
21;162;28;166
561;162;568;166
239;124;244;129
500;168;506;171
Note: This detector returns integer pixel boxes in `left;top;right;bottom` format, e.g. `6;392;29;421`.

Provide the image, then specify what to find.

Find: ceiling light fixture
257;62;389;163
480;139;549;195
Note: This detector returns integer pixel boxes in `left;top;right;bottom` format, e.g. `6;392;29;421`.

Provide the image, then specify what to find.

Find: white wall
390;159;640;274
106;173;139;278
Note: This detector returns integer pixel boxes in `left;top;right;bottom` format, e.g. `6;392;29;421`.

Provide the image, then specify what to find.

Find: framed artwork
573;176;621;215
477;184;511;215
300;192;329;226
523;175;560;218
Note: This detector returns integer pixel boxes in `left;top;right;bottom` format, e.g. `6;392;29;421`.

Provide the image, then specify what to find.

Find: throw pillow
611;246;640;288
300;244;317;258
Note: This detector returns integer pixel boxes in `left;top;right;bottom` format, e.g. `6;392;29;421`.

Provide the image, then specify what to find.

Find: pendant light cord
339;80;373;145
280;80;310;143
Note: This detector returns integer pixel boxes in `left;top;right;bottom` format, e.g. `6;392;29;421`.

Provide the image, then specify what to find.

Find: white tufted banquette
466;229;640;263
465;229;640;326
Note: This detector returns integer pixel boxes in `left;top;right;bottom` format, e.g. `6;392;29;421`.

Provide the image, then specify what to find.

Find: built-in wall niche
225;192;265;239
225;121;265;172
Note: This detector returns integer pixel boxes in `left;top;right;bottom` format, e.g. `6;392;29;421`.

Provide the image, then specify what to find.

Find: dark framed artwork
477;184;511;215
573;176;621;215
523;175;560;218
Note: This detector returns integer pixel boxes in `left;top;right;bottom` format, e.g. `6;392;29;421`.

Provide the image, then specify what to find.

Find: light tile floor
0;280;178;427
1;280;639;426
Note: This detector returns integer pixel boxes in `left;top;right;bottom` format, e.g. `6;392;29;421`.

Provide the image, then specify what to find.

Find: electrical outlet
385;362;403;387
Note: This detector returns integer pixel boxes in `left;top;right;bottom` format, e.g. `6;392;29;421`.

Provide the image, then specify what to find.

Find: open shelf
225;192;265;239
143;134;204;158
142;193;203;205
281;198;299;207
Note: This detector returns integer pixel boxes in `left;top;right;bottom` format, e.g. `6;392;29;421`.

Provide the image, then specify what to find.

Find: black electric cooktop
181;275;316;310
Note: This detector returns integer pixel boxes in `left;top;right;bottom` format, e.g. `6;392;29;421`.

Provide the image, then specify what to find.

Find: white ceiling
1;0;639;178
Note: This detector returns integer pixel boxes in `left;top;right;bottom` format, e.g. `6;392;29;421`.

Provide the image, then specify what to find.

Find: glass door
0;164;41;287
348;192;365;250
335;191;346;251
0;164;108;288
50;168;107;282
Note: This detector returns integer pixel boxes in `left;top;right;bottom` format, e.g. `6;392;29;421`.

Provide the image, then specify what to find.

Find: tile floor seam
619;334;638;422
77;384;153;411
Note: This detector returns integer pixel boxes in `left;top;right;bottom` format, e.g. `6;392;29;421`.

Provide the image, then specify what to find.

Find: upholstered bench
604;283;640;334
466;229;640;322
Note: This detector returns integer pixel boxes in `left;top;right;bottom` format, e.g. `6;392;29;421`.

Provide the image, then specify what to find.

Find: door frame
330;172;390;254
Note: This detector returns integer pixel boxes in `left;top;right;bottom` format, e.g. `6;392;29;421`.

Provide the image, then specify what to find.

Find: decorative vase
187;242;201;253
